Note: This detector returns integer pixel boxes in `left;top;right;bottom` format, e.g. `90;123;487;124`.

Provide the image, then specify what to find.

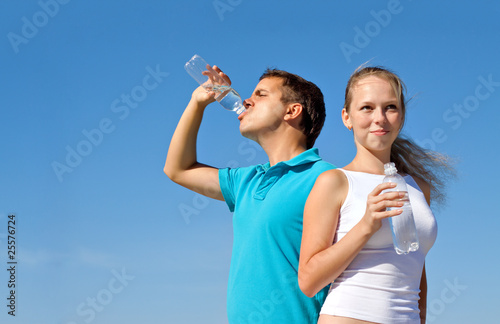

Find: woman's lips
371;130;389;135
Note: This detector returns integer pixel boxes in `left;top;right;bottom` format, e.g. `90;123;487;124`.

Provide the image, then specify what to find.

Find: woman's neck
343;146;391;175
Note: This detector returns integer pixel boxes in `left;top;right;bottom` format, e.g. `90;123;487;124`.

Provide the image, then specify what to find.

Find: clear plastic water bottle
184;54;245;115
383;162;419;254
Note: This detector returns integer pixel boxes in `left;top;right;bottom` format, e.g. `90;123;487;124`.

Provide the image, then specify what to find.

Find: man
164;66;335;323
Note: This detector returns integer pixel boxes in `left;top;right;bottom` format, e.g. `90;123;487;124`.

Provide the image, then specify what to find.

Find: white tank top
320;169;437;324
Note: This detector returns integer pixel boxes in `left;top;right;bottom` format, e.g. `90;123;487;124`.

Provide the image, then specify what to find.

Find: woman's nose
373;107;386;124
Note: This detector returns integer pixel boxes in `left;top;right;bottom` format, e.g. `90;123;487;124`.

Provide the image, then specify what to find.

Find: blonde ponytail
390;136;455;205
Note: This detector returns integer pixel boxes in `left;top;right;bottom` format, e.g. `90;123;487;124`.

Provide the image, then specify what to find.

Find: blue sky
0;1;499;323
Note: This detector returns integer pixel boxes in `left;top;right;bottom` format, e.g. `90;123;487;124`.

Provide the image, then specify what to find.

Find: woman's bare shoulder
315;169;348;188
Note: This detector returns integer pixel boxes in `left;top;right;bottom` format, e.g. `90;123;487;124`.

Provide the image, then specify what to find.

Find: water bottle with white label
184;54;245;115
383;162;419;255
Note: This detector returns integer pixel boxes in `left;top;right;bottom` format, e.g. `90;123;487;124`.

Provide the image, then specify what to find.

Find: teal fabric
219;148;336;323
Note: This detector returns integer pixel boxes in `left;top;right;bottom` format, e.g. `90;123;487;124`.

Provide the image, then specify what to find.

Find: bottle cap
384;162;397;175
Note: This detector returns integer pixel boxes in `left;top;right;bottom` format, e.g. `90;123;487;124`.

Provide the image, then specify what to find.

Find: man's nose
243;98;253;108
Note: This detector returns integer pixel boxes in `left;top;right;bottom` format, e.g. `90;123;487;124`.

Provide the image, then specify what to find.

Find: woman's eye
386;104;398;110
361;106;372;110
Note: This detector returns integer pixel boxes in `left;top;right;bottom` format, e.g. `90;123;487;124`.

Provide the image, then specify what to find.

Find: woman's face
343;75;404;153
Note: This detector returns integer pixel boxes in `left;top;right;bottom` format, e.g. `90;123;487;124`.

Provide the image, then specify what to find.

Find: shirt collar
257;148;322;172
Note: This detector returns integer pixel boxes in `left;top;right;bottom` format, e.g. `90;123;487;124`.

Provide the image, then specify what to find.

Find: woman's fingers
370;182;397;196
377;207;404;221
362;182;409;234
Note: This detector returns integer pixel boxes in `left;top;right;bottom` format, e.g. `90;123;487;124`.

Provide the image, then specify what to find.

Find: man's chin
239;128;256;141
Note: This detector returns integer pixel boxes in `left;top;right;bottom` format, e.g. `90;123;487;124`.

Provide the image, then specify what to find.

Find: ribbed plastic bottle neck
235;105;245;115
384;162;397;176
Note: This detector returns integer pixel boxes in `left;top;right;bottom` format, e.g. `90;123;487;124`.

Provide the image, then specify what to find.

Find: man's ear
284;103;303;121
342;107;352;131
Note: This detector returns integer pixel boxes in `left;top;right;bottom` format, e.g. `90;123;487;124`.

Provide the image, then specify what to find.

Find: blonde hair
344;66;455;205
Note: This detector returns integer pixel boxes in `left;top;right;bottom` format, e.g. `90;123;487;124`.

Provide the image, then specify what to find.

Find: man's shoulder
218;163;266;183
286;159;336;184
314;159;336;168
219;163;264;174
309;159;336;172
302;148;336;171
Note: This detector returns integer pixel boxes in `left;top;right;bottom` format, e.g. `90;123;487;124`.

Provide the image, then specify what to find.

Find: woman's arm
298;170;405;297
412;177;431;324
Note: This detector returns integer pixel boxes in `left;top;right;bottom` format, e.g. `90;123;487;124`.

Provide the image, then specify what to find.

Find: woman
298;66;454;323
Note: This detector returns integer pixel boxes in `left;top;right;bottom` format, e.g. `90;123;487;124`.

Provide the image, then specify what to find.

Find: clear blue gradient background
0;1;498;323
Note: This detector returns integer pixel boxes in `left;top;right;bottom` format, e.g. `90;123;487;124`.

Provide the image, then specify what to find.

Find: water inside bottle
219;89;245;114
203;84;231;99
202;84;245;115
390;202;419;254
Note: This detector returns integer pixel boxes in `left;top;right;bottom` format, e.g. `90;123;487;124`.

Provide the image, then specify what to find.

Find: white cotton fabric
320;169;437;324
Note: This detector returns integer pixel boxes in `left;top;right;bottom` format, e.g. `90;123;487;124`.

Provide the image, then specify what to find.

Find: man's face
238;77;288;141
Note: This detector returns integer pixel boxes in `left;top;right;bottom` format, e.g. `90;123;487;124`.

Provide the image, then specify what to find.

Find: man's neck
262;141;308;167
